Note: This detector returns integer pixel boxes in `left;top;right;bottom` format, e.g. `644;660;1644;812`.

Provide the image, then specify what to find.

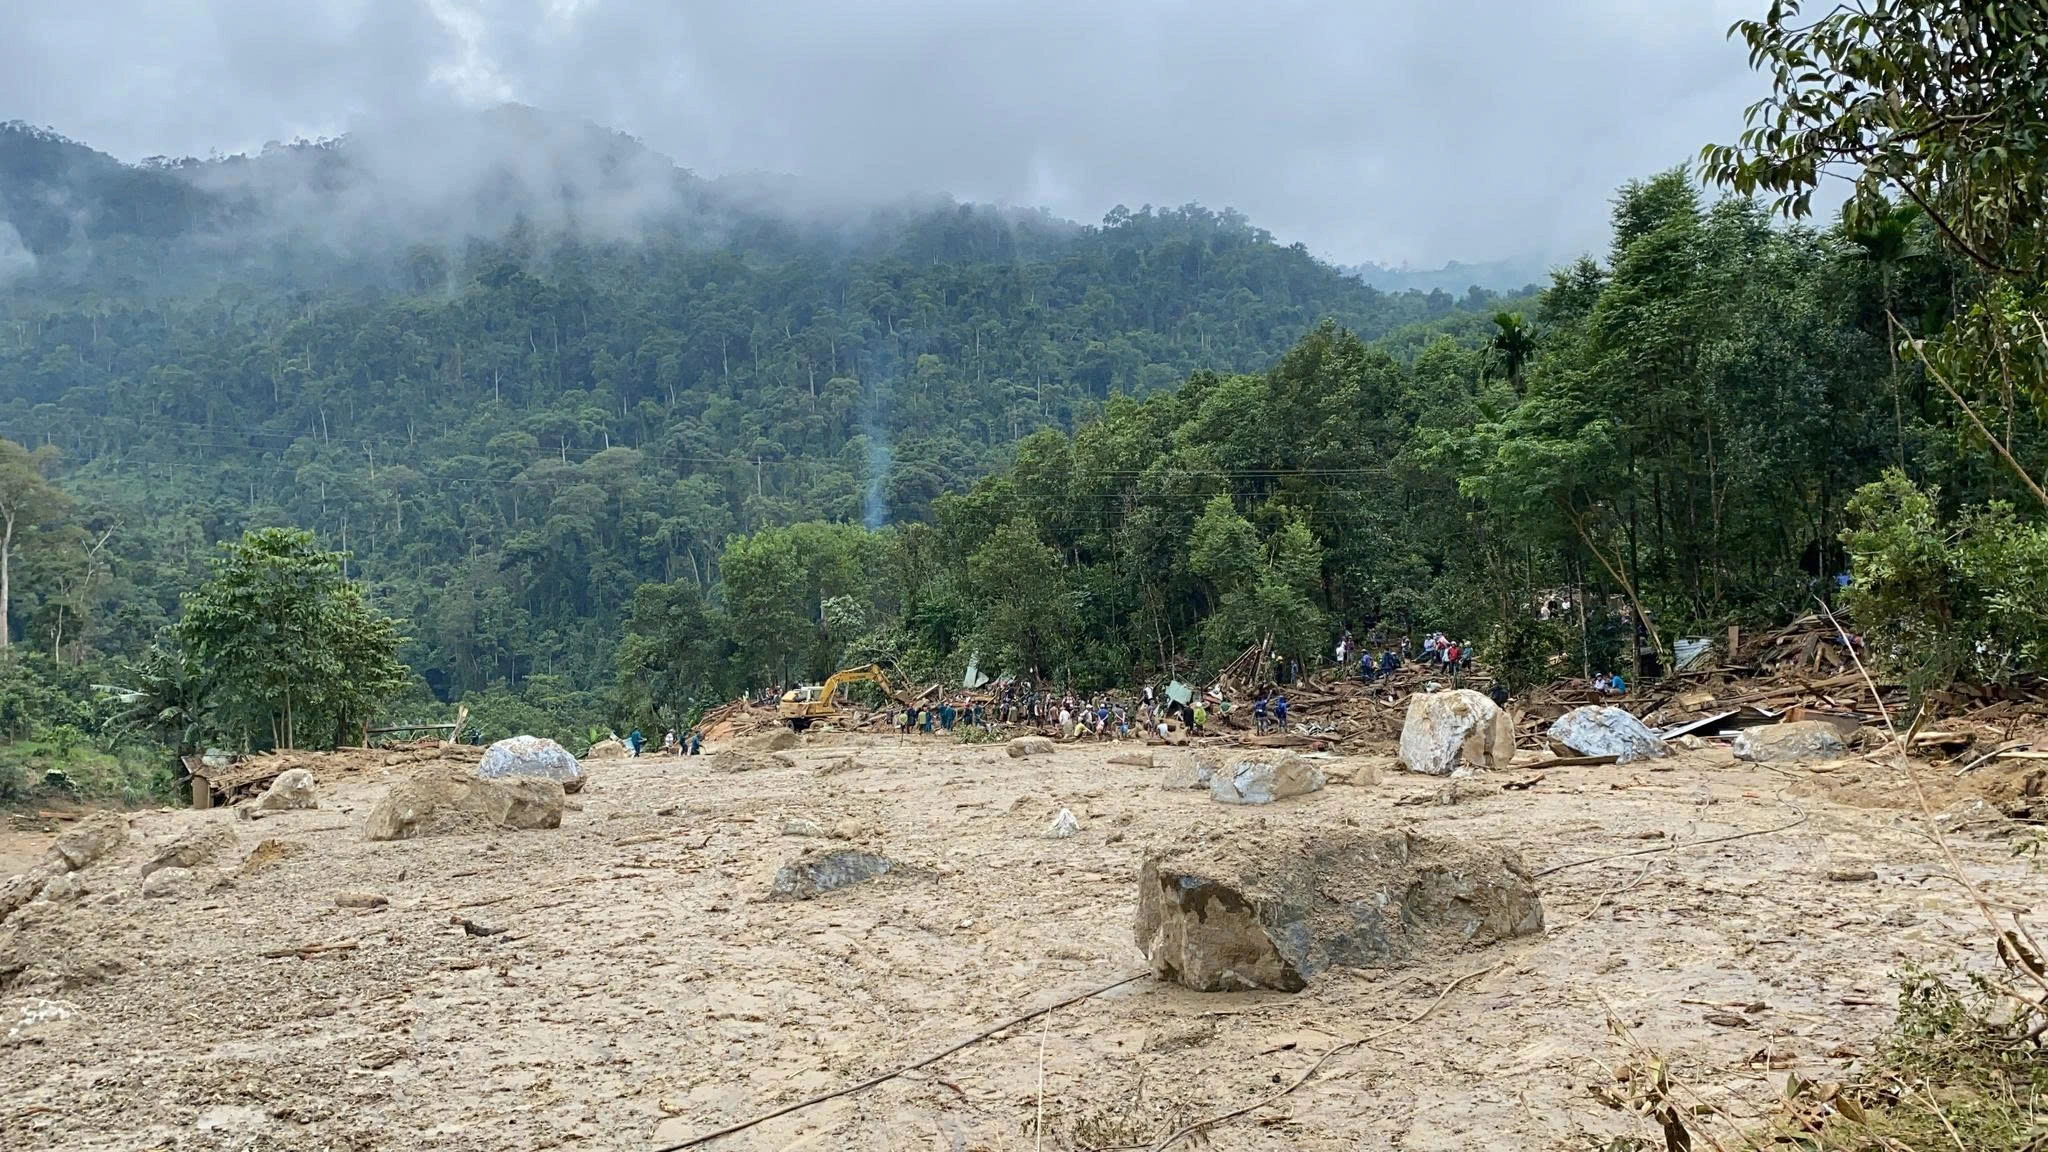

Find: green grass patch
0;726;183;808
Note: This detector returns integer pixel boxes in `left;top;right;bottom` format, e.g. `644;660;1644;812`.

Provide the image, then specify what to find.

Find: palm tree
1849;200;1925;466
1489;312;1537;392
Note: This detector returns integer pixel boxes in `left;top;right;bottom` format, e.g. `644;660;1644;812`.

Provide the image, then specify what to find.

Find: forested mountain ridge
0;113;1518;710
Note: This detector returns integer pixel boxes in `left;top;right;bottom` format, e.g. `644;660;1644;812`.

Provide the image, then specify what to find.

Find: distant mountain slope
1345;257;1550;296
0;110;1524;697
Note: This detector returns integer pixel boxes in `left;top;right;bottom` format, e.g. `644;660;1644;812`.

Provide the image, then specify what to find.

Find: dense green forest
9;31;2048;796
0;114;1517;785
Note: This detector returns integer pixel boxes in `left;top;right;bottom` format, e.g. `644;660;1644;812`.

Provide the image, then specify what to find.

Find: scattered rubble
1135;825;1544;992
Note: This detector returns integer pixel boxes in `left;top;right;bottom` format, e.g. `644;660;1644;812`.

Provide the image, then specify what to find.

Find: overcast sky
3;0;1772;267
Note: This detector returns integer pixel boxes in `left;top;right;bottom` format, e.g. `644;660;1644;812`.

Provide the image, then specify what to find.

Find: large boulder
1008;735;1056;759
1397;690;1515;777
364;775;565;841
478;736;585;794
1156;750;1216;791
1209;754;1326;805
1135;826;1543;992
255;769;320;810
585;738;629;760
746;728;801;752
50;812;129;871
1732;721;1847;763
141;823;238;879
768;848;901;901
1547;706;1668;763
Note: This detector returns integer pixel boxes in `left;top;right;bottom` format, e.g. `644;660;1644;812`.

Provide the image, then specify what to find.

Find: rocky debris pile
1135;825;1543;992
255;769;319;810
0;812;129;924
1398;689;1515;776
1008;735;1056;758
1209;753;1326;805
364;774;566;841
746;728;801;753
768;848;902;901
1732;720;1848;763
478;736;585;794
1548;706;1668;763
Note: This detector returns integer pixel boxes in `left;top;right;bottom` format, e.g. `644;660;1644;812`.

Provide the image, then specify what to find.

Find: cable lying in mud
1531;803;1809;878
652;972;1151;1150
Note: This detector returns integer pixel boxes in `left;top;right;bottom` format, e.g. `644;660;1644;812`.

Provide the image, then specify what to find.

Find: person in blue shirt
687;730;702;755
1379;650;1398;678
1273;694;1289;729
1253;692;1269;734
627;729;644;757
939;701;955;733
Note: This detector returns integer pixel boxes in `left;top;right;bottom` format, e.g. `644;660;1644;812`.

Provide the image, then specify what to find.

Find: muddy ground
2;733;2039;1151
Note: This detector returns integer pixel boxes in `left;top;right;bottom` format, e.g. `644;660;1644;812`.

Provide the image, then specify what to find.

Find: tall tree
0;438;66;652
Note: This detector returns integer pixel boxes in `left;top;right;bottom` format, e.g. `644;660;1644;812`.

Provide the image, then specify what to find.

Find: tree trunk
0;510;12;651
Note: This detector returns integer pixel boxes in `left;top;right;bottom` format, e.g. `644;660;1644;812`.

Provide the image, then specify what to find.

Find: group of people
892;698;990;736
1592;671;1628;696
1420;632;1475;671
616;727;703;757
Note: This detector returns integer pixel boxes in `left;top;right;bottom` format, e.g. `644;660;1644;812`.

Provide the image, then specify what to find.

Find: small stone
769;849;900;901
1210;755;1325;805
334;891;390;908
478;735;586;794
141;866;209;899
241;838;307;873
255;768;320;810
1008;736;1056;759
34;872;86;904
1108;752;1154;768
829;818;864;841
1826;868;1878;883
783;817;824;837
1351;761;1383;787
1047;809;1079;838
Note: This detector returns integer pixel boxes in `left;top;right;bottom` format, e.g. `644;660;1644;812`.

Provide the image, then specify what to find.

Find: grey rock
769;849;900;901
1548;706;1668;763
141;866;211;899
478;735;585;794
1209;754;1326;805
1047;809;1080;838
782;817;824;837
1135;826;1543;992
1156;750;1216;791
1731;720;1847;763
50;813;129;871
1399;690;1515;777
255;769;320;810
141;824;238;879
364;775;565;841
34;873;86;904
1008;736;1056;759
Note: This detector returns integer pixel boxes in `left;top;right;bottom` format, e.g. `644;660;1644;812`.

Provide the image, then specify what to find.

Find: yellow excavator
777;664;914;730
